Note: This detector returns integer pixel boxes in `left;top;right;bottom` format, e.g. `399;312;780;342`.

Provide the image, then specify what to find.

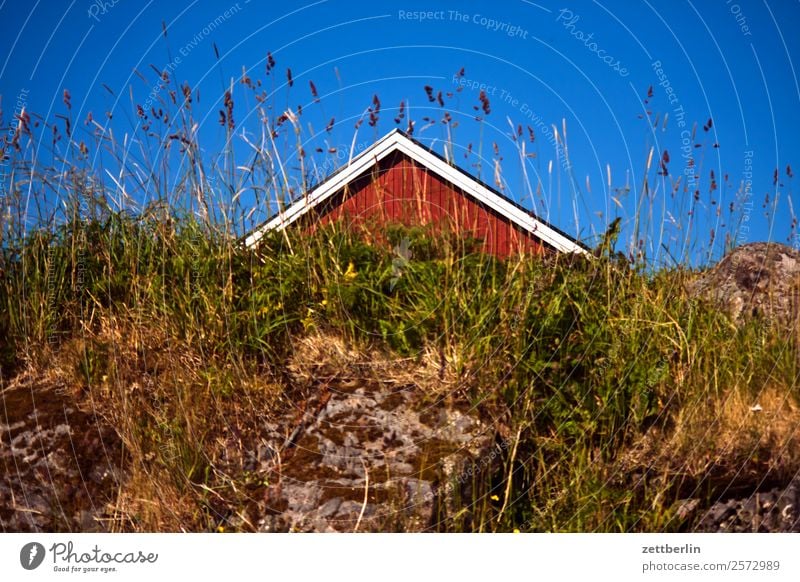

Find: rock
674;498;700;520
691;242;800;326
317;497;342;518
255;375;498;532
695;477;800;532
0;369;122;532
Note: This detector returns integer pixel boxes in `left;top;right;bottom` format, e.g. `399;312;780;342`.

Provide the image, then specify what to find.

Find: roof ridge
243;130;587;254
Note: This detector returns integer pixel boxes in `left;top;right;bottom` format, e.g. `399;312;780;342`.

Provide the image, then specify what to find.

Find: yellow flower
344;261;357;280
216;526;225;533
321;299;328;307
490;494;500;501
513;528;520;534
258;302;282;316
302;307;317;331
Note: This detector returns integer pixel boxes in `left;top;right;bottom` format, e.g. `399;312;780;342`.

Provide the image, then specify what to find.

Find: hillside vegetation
2;216;799;531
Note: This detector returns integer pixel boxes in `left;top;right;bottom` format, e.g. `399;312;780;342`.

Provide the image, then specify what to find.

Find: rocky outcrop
1;337;503;533
247;338;501;532
255;375;497;532
694;479;800;532
671;476;800;532
685;242;800;532
0;369;122;532
691;242;800;326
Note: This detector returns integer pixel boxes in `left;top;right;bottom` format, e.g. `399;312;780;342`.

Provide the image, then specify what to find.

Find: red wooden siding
303;151;548;257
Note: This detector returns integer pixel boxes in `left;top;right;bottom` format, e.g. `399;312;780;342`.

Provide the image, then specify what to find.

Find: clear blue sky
1;0;798;266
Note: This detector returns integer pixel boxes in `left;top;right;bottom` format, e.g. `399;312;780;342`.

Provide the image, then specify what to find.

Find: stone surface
694;477;800;532
0;371;122;532
255;375;498;532
2;341;501;533
685;242;800;532
691;242;800;326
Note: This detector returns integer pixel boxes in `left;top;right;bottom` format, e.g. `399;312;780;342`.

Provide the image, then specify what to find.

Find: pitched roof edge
244;129;589;254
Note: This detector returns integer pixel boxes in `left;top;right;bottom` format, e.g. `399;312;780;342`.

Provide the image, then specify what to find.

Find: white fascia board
244;131;405;247
245;130;586;255
392;136;587;255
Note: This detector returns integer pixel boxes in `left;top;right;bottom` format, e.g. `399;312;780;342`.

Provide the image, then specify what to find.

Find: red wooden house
244;129;587;256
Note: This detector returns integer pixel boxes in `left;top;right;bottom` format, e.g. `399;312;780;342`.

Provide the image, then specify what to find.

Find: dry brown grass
286;332;461;398
618;383;800;505
8;317;286;531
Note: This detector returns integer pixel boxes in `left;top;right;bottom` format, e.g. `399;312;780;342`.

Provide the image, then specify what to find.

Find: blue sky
1;0;798;266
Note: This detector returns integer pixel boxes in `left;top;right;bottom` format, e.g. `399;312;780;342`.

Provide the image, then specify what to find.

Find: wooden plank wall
311;152;546;257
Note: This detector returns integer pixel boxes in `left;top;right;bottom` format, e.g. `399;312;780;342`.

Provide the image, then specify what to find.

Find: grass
2;52;798;532
2;212;798;531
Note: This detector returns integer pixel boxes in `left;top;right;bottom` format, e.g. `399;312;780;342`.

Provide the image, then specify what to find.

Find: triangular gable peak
244;129;587;255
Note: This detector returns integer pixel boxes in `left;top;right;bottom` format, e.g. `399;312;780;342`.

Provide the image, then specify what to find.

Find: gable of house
245;129;587;256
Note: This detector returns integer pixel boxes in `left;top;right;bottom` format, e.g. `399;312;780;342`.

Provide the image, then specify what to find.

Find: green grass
2;211;798;531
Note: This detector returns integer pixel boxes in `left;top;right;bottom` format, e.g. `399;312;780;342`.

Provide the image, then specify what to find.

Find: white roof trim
245;129;586;254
